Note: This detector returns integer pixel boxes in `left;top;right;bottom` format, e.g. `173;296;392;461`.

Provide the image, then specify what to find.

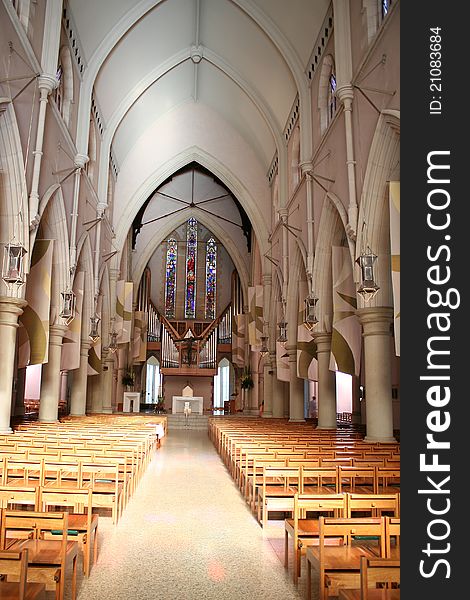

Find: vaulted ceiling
68;0;330;275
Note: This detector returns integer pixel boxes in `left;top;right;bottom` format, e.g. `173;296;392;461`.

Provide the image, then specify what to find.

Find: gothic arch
356;110;400;309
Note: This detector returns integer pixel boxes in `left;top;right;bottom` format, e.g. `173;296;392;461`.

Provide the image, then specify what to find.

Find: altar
123;392;140;413
172;396;204;415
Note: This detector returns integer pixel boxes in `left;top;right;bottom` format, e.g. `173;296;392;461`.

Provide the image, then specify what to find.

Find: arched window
328;71;337;124
205;237;217;320
318;55;337;134
145;356;161;405
381;0;392;19
165;238;177;318
185;218;198;319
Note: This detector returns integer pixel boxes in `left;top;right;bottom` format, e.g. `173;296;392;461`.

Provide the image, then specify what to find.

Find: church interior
0;1;400;598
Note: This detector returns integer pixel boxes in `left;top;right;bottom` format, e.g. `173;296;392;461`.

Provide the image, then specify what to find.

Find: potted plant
122;371;135;390
240;367;254;390
155;396;166;414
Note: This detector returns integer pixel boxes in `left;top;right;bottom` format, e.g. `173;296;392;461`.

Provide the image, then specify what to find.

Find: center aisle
76;429;305;600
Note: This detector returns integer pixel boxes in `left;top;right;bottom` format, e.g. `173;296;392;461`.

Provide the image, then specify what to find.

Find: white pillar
286;344;305;422
270;352;285;418
332;0;358;237
39;324;68;422
262;357;273;418
0;298;27;433
313;332;337;429
70;340;91;415
100;350;114;414
29;78;55;227
357;307;396;442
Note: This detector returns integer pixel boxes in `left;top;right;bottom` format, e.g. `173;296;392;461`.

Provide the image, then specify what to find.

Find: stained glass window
185;218;198;318
165;238;177;318
328;72;337;123
382;0;391;18
205;237;217;320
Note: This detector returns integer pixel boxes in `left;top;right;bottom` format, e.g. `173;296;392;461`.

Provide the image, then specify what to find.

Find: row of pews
209;417;400;600
0;414;167;599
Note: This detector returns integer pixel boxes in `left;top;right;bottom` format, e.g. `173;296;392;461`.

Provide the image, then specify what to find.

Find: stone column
270;352;285;418
286;344;305;422
115;347;126;411
357;307;396;442
29;77;55;227
351;376;362;424
100;350;114;413
39;323;68;422
262;356;273;418
313;332;337;429
14;367;27;417
89;372;102;413
70;340;91;415
0;298;27;433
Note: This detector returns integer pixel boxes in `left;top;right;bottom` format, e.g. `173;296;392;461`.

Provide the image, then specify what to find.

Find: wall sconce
106;330;118;354
89;314;101;343
59;290;76;326
2;240;27;287
259;335;269;357
303;294;318;331
356;247;380;302
277;318;288;344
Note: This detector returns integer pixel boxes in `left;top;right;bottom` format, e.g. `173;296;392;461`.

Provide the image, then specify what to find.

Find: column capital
284;344;297;361
74;153;89;169
299;160;314;176
49;323;69;345
38;74;57;94
311;331;332;353
336;84;354;104
278;207;288;221
0;297;28;328
262;273;272;286
357;307;393;336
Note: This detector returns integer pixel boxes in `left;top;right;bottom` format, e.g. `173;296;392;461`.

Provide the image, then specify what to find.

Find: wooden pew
284;493;347;583
0;510;78;600
338;556;400;600
306;517;386;600
39;487;98;577
0;549;46;599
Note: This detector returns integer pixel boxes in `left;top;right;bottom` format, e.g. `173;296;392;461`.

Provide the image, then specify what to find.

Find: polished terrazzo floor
61;428;315;600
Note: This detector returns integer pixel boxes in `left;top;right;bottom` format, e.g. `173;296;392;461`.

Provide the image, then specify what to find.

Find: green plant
240;367;254;390
121;371;135;387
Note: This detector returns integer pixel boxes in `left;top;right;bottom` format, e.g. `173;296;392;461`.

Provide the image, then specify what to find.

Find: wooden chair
338;556;400;600
301;466;339;494
247;457;286;513
0;549;46;599
338;467;376;494
306;517;386;600
384;517;400;558
79;461;123;524
376;467;400;494
284;493;347;584
257;466;301;529
0;509;78;600
346;494;400;519
0;486;40;512
39;487;99;577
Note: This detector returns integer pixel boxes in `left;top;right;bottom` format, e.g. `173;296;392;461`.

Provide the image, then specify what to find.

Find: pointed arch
0;100;29;299
356;110;400;309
